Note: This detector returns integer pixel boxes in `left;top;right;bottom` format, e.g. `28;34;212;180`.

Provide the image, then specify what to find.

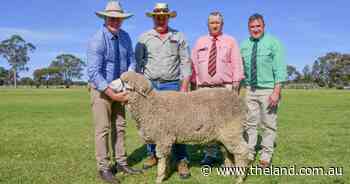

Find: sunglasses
153;8;169;13
107;17;123;22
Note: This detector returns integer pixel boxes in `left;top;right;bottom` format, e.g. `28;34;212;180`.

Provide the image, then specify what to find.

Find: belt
198;82;232;88
248;86;272;91
151;79;179;84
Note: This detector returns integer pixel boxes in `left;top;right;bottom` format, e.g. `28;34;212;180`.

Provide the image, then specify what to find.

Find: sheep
114;71;249;184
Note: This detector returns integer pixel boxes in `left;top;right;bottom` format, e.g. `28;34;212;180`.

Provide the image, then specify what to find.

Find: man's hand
104;87;129;102
232;81;240;95
268;91;280;107
268;83;281;108
180;78;190;92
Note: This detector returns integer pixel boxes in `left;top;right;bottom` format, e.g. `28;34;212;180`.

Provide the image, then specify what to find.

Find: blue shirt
87;26;136;92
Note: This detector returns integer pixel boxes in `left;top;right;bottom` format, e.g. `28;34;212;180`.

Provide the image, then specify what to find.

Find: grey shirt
135;28;192;81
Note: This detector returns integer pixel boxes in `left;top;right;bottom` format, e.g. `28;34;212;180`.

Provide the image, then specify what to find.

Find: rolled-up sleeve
230;38;245;82
272;39;287;83
135;37;146;73
178;33;192;80
190;42;199;84
87;36;108;92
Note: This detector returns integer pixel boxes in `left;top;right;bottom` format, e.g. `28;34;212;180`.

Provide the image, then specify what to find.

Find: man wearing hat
135;3;192;179
87;1;142;183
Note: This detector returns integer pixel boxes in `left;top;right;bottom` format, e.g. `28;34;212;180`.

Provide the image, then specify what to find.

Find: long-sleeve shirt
240;33;287;89
87;26;136;92
191;34;244;85
135;28;192;81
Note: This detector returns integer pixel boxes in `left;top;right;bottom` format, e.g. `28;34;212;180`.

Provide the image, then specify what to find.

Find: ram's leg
220;145;234;167
219;121;249;184
155;141;172;183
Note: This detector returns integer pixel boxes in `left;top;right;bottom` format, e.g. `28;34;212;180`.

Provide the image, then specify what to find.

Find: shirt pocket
258;48;273;63
197;47;208;64
220;46;231;63
258;48;274;82
168;40;179;56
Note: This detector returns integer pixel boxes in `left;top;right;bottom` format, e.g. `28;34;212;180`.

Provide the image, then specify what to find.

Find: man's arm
269;38;287;107
230;38;245;93
190;41;199;91
135;37;146;74
87;38;109;92
178;33;192;92
87;35;128;102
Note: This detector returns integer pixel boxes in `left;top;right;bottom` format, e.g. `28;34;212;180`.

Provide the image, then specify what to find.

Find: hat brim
96;11;133;19
146;11;177;18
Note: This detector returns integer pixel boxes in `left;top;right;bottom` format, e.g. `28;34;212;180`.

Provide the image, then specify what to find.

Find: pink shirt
191;34;244;85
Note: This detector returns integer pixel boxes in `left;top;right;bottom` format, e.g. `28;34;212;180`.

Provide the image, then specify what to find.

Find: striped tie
250;40;258;89
208;37;217;77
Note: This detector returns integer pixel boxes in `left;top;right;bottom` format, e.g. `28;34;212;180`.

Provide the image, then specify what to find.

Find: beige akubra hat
96;0;133;19
146;3;177;18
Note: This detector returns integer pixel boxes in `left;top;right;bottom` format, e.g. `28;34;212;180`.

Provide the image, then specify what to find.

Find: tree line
1;34;349;89
0;35;86;88
287;52;350;89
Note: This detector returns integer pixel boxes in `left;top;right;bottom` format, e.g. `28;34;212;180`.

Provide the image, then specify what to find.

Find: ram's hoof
156;177;163;184
235;176;244;184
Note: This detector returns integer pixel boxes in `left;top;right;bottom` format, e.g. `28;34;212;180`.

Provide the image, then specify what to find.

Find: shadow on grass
126;134;273;179
127;144;148;167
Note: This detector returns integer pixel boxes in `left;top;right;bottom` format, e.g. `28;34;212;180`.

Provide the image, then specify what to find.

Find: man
135;3;192;179
87;1;142;183
191;11;244;166
240;14;287;168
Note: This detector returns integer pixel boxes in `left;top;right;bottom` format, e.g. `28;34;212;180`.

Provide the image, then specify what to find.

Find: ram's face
120;71;153;95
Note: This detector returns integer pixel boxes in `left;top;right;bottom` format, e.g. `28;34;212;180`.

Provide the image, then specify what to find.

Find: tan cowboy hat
146;3;177;18
96;0;133;19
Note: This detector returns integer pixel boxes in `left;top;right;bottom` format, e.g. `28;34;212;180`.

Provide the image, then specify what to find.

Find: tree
50;54;86;88
0;35;35;88
0;66;10;85
311;60;321;84
0;66;18;86
33;67;64;88
19;77;34;87
302;65;312;82
46;67;63;86
33;68;47;88
287;65;301;82
316;52;350;88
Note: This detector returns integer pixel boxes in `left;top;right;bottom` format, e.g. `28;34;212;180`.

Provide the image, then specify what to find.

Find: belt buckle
250;86;256;92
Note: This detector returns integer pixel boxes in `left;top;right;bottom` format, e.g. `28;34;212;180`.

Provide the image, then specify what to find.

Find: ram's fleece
118;71;249;184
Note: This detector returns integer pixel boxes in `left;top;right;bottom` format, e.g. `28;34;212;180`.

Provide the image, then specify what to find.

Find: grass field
0;88;349;184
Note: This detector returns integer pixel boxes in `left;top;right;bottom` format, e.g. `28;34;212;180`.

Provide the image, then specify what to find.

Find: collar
249;33;265;42
209;33;223;41
103;25;120;40
149;27;176;39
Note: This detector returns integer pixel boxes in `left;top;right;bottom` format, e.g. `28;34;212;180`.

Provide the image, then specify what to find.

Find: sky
0;0;349;81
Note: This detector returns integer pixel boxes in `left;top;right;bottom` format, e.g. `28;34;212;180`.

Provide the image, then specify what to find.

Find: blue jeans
146;80;189;162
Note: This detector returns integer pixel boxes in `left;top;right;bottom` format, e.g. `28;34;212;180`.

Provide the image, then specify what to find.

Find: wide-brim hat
96;0;133;19
146;3;177;18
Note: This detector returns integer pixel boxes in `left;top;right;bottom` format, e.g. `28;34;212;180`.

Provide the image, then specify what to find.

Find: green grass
0;88;349;184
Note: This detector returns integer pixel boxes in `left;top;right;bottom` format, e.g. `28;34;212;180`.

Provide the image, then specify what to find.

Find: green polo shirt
240;33;287;89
